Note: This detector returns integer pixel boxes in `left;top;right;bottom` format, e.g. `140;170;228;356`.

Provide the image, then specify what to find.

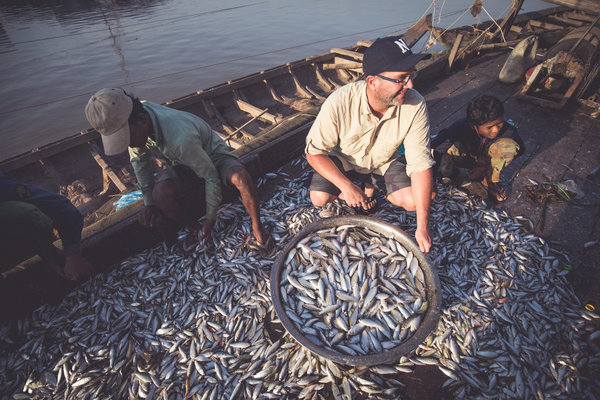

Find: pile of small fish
0;156;598;400
280;225;428;357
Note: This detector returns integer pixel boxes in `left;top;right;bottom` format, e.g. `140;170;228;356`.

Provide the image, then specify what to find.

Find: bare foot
249;227;275;258
487;183;507;202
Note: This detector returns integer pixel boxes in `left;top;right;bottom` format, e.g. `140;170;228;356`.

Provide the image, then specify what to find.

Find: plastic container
499;35;538;83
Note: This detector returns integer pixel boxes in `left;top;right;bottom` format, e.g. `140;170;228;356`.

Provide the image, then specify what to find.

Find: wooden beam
322;62;363;70
475;39;522;51
38;159;63;189
89;143;128;193
223;108;271;142
356;40;373;47
565;11;599;23
547;15;586;26
263;79;284;102
401;13;433;46
330;48;364;61
167;52;338;106
491;0;525;41
312;64;336;91
337;68;356;82
510;25;524;34
448;33;464;70
288;67;317;99
542;0;600;14
204;99;252;140
234;97;278;124
529;19;566;30
0;130;99;173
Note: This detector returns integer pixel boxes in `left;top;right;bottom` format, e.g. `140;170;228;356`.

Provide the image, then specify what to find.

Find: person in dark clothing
431;95;524;201
0;173;93;281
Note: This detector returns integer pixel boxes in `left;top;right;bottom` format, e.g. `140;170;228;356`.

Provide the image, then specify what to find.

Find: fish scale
0;159;598;400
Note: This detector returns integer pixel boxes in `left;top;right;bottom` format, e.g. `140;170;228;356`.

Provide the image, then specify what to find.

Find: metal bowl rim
270;215;442;367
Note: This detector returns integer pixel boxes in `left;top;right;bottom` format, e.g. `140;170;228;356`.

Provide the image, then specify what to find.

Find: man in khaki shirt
305;37;435;252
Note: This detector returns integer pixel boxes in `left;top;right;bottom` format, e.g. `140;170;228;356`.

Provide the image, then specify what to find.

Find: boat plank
448;33;464;70
546;14;586;26
204;99;249;140
263;79;284;102
5;6;600;316
288;67;318;99
38;159;63;190
529;19;572;30
234;97;278;125
321;62;362;70
312;64;336;91
166;53;339;108
542;0;600;15
565;11;600;23
330;48;364;60
89;143;127;193
0;131;99;173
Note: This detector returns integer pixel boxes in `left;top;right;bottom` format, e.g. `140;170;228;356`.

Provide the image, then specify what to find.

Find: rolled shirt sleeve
305;95;340;156
129;145;157;206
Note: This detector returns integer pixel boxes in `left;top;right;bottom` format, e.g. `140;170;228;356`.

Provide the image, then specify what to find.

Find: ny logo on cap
394;39;410;54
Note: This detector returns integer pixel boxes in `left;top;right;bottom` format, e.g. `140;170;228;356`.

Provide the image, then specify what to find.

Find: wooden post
541;0;600;14
448;33;464;70
491;0;525;42
89;143;128;194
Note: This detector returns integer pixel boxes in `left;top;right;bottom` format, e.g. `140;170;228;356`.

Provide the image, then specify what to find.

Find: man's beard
381;90;405;107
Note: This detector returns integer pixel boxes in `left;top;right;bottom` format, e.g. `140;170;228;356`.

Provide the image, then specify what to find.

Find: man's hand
138;205;160;228
415;226;432;253
63;254;93;281
200;218;216;242
340;183;368;208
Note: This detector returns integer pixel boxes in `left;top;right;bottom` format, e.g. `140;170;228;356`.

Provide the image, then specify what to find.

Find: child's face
474;118;503;139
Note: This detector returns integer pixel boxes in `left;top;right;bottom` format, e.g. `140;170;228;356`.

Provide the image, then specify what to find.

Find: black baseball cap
363;37;431;76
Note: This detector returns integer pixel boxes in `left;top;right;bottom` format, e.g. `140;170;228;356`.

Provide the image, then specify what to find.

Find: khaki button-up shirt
305;80;434;177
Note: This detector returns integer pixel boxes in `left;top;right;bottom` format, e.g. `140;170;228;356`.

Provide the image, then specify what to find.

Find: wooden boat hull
1;5;596;278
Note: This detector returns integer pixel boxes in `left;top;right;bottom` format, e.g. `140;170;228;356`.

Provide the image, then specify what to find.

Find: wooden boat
0;4;596;276
430;5;597;51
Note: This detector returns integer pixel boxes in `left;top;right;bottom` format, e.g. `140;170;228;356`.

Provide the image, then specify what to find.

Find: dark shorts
156;155;243;217
158;155;243;190
309;156;411;196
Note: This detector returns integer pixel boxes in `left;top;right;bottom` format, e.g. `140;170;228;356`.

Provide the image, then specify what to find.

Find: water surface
0;0;549;160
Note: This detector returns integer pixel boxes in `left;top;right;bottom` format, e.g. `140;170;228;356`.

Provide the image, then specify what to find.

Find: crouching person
85;88;275;257
0;173;93;281
432;95;524;202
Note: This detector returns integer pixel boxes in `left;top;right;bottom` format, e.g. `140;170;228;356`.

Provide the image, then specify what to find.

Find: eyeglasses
376;70;418;85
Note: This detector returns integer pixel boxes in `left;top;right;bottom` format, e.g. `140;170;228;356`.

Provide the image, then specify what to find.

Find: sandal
362;196;379;214
341;197;379;215
244;234;276;258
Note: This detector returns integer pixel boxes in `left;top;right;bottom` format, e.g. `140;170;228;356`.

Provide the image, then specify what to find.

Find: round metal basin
270;215;442;367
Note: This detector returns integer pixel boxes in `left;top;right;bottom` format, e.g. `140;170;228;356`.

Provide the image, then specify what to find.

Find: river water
0;0;550;161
